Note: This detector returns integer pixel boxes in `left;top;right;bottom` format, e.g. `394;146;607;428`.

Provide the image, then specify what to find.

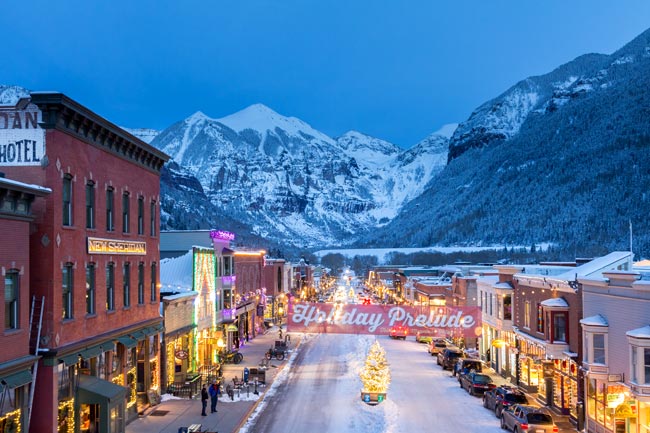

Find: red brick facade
1;93;169;433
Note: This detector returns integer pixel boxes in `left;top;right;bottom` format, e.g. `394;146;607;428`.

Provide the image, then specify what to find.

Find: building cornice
28;93;170;174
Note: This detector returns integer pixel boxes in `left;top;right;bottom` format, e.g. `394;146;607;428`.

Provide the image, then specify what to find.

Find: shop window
122;192;130;233
106;262;115;311
137;196;144;235
552;312;568;343
138;262;145;304
524;301;531;329
503;295;512;320
123;262;131;308
4;270;19;330
86;263;95;315
150;200;156;236
631;346;637;382
645;348;650;385
62;174;73;226
62;263;74;320
106;187;114;231
85;181;95;229
150;262;157;302
593;334;606;364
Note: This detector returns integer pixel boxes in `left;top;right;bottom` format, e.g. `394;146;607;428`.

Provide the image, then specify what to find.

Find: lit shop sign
210;230;235;241
0;109;45;166
287;303;482;337
87;237;147;255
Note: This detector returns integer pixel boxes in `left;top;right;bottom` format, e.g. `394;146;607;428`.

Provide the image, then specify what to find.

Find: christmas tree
359;340;391;393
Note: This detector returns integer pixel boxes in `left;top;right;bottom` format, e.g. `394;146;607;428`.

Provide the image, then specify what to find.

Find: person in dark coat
200;385;209;416
209;380;220;413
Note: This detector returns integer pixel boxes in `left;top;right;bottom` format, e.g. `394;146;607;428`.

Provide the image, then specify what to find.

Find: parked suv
483;385;529;417
500;404;558;433
437;347;463;370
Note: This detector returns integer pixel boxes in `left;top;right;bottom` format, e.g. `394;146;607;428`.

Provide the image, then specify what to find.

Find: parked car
415;331;433;344
428;338;449;356
453;358;483;377
500;404;558;433
389;325;408;340
437;347;463;370
458;371;496;396
483;385;529;417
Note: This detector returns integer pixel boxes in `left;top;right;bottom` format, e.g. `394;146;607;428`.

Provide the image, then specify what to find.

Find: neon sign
210;230;235;241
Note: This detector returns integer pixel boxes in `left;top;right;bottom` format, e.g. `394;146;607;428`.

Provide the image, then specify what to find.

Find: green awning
130;330;146;340
0;370;32;389
143;323;164;336
79;345;105;360
117;336;137;349
77;375;127;405
60;353;80;366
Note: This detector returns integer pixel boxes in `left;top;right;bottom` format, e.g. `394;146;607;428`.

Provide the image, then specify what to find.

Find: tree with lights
359;340;390;403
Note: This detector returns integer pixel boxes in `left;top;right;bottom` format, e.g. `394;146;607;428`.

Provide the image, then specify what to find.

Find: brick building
0;175;50;432
0;93;169;433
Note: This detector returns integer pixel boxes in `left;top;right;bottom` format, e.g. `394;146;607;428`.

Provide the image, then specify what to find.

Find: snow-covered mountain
372;27;650;258
0;85;29;105
151;105;449;247
122;127;160;144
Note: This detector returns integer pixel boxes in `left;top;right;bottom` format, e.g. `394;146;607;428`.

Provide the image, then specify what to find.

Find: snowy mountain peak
217;103;333;144
335;130;401;166
187;111;209;123
432;123;458;139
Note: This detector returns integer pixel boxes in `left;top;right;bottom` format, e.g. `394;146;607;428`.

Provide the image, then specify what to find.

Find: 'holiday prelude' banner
287;302;482;337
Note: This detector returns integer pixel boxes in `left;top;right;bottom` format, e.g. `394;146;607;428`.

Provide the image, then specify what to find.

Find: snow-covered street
242;333;507;433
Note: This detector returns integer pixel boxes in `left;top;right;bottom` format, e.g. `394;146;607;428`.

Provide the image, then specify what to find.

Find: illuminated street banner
287;302;482;337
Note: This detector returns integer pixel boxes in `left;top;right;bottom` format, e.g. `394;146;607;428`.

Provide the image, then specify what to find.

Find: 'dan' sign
287;302;482;337
0;108;45;166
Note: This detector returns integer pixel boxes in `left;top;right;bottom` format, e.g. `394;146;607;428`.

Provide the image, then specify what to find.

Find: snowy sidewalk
127;325;299;433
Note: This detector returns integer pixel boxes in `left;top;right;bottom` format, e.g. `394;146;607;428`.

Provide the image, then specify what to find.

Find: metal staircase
27;295;44;430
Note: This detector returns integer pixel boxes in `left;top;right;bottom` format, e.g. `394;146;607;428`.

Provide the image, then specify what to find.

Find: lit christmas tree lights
359;340;391;394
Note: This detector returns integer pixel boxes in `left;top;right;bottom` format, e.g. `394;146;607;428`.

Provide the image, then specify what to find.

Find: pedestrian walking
201;385;209;416
209;380;220;413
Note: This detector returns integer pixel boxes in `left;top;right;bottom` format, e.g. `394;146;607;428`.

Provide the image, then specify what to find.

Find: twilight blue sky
2;1;649;148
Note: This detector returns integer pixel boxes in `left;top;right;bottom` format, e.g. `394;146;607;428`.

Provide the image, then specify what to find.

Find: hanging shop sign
287;302;481;337
87;237;147;255
174;349;189;360
0;107;45;166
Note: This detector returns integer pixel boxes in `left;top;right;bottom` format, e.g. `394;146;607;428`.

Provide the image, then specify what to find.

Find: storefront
553;357;579;416
0;366;33;433
515;335;545;393
586;380;639;433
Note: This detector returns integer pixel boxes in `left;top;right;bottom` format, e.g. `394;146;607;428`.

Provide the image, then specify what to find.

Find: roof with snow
626;325;650;339
580;314;608;327
160;249;193;291
540;297;569;308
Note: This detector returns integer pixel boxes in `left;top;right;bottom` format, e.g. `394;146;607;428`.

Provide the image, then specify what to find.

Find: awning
79;344;105;360
143;324;164;336
60;353;81;366
117;336;138;349
491;339;508;348
130;330;146;340
77;375;127;405
0;369;32;389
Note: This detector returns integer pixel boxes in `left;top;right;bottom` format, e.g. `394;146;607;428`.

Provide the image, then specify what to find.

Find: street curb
232;335;303;433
